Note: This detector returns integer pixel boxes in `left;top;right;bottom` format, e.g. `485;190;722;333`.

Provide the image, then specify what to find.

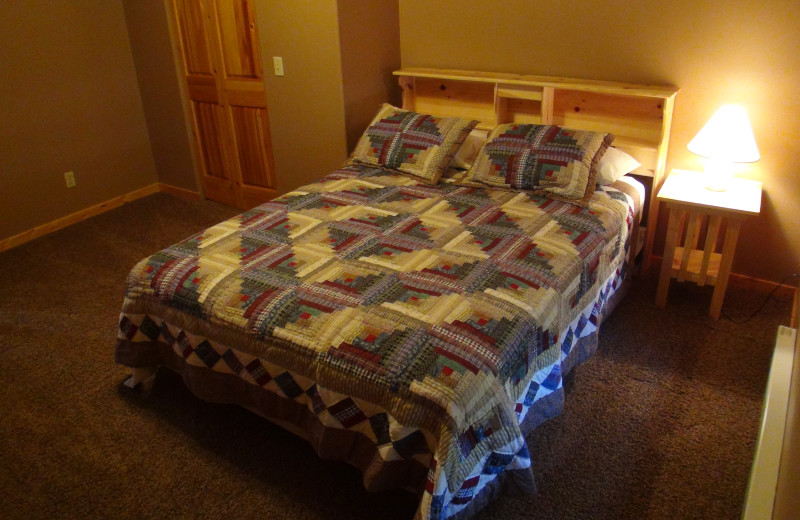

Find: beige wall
122;0;197;192
399;0;800;284
255;0;350;193
1;0;401;245
0;1;158;240
338;0;402;153
251;0;402;193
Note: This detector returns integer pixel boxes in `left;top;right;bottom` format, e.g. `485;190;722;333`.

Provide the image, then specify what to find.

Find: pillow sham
596;146;642;185
450;128;489;170
466;123;614;204
350;104;478;184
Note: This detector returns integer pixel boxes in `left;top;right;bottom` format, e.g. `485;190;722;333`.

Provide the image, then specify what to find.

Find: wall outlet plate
64;171;76;188
273;56;284;77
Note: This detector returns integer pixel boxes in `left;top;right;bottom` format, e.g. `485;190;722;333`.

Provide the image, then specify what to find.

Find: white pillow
450;129;488;170
596;147;641;185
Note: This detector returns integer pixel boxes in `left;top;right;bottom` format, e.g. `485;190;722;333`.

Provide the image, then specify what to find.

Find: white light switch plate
273;56;284;77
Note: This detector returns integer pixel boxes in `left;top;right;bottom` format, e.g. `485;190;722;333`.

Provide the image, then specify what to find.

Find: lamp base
703;159;733;192
705;180;729;192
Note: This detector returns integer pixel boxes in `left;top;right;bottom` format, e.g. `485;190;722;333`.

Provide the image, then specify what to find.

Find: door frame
162;0;207;201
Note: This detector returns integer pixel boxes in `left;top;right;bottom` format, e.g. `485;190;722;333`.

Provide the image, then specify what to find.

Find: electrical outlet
273;56;284;77
64;171;76;188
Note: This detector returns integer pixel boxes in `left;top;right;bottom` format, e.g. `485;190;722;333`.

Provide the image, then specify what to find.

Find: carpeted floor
0;192;792;519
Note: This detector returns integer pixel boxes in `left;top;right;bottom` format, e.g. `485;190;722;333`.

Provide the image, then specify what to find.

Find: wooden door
172;0;276;209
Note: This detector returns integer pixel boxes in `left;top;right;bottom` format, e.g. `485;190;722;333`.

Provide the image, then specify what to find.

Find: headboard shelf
496;85;546;101
394;67;679;271
395;67;678;99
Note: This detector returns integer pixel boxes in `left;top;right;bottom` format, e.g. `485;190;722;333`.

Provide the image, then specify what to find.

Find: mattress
115;162;637;519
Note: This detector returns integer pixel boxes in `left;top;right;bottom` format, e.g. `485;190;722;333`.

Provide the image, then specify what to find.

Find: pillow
596;147;642;185
350;104;478;184
466;123;614;204
450;128;488;170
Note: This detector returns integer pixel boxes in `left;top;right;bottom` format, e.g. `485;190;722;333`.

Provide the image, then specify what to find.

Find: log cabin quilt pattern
116;163;634;520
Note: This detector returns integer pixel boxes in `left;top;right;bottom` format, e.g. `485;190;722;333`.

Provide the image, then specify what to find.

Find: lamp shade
687;105;760;163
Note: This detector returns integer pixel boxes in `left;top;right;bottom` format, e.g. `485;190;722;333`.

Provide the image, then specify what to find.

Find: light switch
273;56;284;77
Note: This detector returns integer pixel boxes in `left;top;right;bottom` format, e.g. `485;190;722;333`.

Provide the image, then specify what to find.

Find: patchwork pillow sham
466;123;614;204
350;104;478;184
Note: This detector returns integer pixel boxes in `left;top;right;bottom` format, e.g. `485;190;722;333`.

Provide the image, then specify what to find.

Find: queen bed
115;69;678;519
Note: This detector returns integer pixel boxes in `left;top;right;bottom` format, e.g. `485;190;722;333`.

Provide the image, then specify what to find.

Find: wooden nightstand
655;169;762;319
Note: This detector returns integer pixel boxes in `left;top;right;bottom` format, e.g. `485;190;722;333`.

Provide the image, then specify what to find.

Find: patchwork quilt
115;163;634;520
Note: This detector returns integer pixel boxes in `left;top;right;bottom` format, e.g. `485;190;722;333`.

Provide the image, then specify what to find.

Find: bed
115;69;678;519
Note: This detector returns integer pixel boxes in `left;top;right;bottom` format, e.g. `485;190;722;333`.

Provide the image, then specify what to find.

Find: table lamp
687;104;760;191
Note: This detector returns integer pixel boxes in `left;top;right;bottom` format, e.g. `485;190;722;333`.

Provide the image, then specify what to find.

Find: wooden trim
159;182;202;201
642;94;676;272
540;86;554;124
656;209;682;308
726;271;796;301
163;0;205;200
0;183;201;253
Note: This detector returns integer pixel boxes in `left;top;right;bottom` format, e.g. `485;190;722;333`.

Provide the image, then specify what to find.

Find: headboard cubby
394;68;679;271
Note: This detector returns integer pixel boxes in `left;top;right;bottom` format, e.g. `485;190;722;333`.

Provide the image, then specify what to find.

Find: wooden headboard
393;68;678;271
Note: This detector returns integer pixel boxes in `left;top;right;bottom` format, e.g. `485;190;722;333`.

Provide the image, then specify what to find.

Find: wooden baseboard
652;255;797;299
729;272;797;300
0;182;202;253
158;182;202;201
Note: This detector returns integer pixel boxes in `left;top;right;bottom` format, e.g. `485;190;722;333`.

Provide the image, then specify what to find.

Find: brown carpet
0;192;792;520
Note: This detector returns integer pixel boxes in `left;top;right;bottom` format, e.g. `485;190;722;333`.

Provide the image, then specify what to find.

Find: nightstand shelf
669;246;721;284
655;169;762;319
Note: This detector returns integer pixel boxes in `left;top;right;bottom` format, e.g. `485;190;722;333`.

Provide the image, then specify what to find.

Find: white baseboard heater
742;290;800;519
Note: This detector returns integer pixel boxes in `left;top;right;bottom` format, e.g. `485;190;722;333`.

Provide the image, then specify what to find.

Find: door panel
173;0;214;76
186;76;219;103
230;106;275;188
216;0;261;79
225;80;267;107
172;0;276;209
192;102;227;179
